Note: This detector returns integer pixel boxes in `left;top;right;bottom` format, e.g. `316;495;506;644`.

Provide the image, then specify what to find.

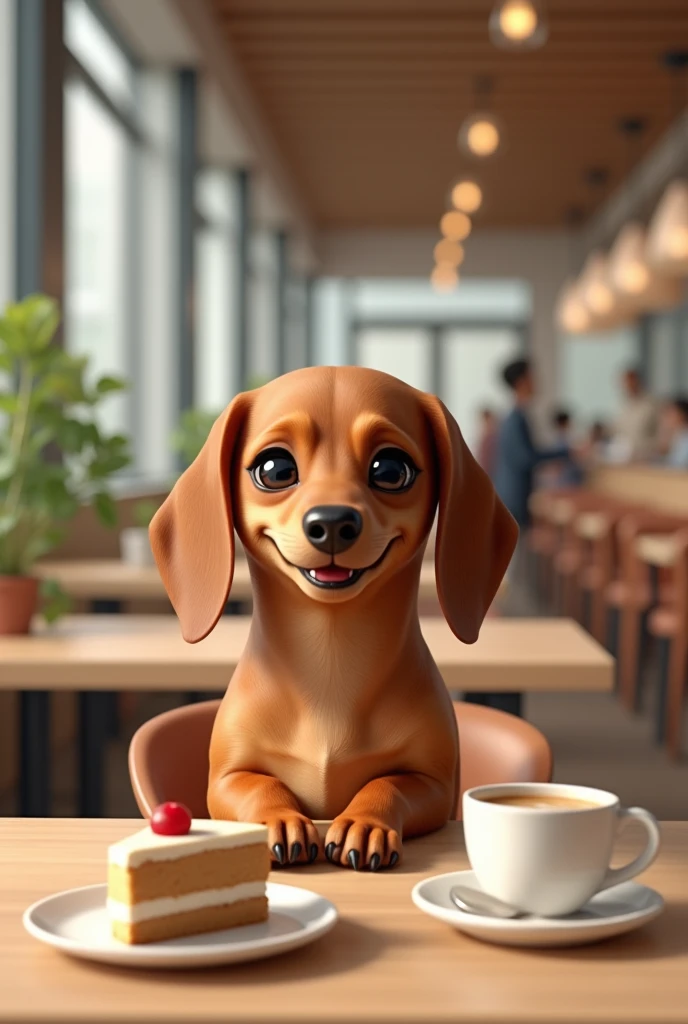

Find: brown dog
150;367;517;870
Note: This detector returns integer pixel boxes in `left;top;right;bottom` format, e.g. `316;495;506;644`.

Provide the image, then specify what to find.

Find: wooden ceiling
211;0;688;229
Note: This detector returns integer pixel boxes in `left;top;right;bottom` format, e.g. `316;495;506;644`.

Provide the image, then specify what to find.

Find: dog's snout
303;505;363;555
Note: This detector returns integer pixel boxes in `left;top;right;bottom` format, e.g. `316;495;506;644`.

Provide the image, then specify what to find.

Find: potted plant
170;408;219;469
120;499;160;567
0;294;131;633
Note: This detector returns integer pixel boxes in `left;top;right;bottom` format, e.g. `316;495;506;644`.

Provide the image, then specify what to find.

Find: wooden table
2;818;686;1024
37;559;442;606
0;617;612;819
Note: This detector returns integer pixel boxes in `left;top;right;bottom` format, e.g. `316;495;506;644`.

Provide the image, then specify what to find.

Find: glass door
440;327;523;454
356;327;433;392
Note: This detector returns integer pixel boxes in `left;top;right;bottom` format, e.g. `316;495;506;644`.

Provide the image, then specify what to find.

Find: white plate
23;882;338;969
411;870;663;948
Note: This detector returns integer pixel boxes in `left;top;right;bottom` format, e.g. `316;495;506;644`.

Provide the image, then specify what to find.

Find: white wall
0;0;15;308
318;228;570;421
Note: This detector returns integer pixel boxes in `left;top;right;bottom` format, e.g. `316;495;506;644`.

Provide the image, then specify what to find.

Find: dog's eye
249;448;299;491
369;448;418;493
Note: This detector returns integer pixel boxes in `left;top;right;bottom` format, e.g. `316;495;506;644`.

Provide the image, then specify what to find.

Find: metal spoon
450;885;527;919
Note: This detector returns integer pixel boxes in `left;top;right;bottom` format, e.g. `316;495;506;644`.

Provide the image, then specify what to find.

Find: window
249;230;279;383
64;0;135;114
560;327;638;429
194;169;239;411
0;0;14;309
64;77;131;436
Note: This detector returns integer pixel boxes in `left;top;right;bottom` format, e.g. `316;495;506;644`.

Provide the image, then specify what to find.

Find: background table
37;559;443;606
0;616;613;818
1;818;686;1024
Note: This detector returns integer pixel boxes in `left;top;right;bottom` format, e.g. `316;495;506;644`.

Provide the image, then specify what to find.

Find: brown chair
129;700;553;821
646;529;688;758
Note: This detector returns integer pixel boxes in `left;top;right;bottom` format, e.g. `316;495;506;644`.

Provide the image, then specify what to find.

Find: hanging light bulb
489;0;548;51
579;251;616;317
458;76;505;159
608;221;682;310
458;113;503;158
440;210;472;241
450;179;483;214
431;265;459;293
433;239;465;266
555;279;591;334
647;180;688;276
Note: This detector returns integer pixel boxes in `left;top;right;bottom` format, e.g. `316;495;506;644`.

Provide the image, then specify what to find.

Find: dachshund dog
150;367;517;870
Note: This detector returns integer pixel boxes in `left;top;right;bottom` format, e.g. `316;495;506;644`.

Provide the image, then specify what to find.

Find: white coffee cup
463;783;661;917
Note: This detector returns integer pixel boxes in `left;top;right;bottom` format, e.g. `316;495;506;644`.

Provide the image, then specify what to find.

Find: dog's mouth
300;539;398;589
269;537;399;591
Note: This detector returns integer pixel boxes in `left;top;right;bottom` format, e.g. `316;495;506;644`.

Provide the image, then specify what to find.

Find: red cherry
150;802;192;836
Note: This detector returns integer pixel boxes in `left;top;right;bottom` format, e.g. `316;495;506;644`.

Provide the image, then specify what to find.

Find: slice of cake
107;805;270;944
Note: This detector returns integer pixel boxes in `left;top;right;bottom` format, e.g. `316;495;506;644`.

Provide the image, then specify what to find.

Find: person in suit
494;358;569;528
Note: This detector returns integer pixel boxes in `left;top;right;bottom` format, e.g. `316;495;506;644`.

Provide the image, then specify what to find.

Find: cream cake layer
108;881;266;923
108;819;268;869
108;844;269;903
112;898;268;945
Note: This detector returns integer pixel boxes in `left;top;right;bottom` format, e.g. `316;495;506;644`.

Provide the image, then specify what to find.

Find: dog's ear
421;394;518;644
149;392;253;644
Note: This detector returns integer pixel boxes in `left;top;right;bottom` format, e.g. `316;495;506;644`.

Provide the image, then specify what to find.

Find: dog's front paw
263;810;321;867
324;816;401;871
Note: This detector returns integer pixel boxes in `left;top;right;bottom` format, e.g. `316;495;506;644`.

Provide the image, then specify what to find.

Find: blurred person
494;358;569;528
539;408;584;488
476;407;499;480
661;396;688;469
609;367;659;462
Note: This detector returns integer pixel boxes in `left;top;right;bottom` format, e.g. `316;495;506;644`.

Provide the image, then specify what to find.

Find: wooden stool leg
591;592;606;646
666;632;688;759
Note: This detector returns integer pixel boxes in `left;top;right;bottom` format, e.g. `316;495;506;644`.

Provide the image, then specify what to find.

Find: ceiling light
489;0;548;50
451;179;483;214
608;221;683;310
458;113;502;158
440;210;472;241
431;265;459;293
555;279;591;334
433;239;465;266
646;180;688;276
579;251;616;317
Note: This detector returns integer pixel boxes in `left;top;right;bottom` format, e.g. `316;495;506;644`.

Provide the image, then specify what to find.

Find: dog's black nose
303;506;363;555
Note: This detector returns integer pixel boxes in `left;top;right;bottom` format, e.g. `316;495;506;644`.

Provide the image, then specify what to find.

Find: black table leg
655;637;671;746
78;692;111;817
19;691;51;816
463;692;523;717
91;600;122;739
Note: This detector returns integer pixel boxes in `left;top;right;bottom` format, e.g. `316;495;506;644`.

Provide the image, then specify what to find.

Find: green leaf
0;315;24;355
0;513;20;537
94;491;118;528
0;451;18;480
0;394;18;414
95;375;128;395
40;578;72;624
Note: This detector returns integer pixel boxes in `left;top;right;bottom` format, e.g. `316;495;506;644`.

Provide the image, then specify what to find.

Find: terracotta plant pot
0;575;39;635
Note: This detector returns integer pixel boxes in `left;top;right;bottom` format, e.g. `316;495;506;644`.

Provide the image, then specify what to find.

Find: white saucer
23;882;338;969
411;870;663;948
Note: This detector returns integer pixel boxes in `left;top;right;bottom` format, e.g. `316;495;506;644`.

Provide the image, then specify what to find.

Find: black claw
289;842;302;863
369;853;381;872
272;843;285;865
389;851;399;868
348;849;360;871
325;842;337;863
309;844;319;863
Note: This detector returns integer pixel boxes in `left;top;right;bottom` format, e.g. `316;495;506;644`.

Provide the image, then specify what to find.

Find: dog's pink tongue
315;566;351;583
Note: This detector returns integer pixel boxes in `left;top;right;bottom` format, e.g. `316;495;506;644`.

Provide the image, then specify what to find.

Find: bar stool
646;529;688;758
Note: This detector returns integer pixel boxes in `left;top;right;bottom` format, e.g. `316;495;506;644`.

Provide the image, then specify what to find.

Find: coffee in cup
462;783;660;917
